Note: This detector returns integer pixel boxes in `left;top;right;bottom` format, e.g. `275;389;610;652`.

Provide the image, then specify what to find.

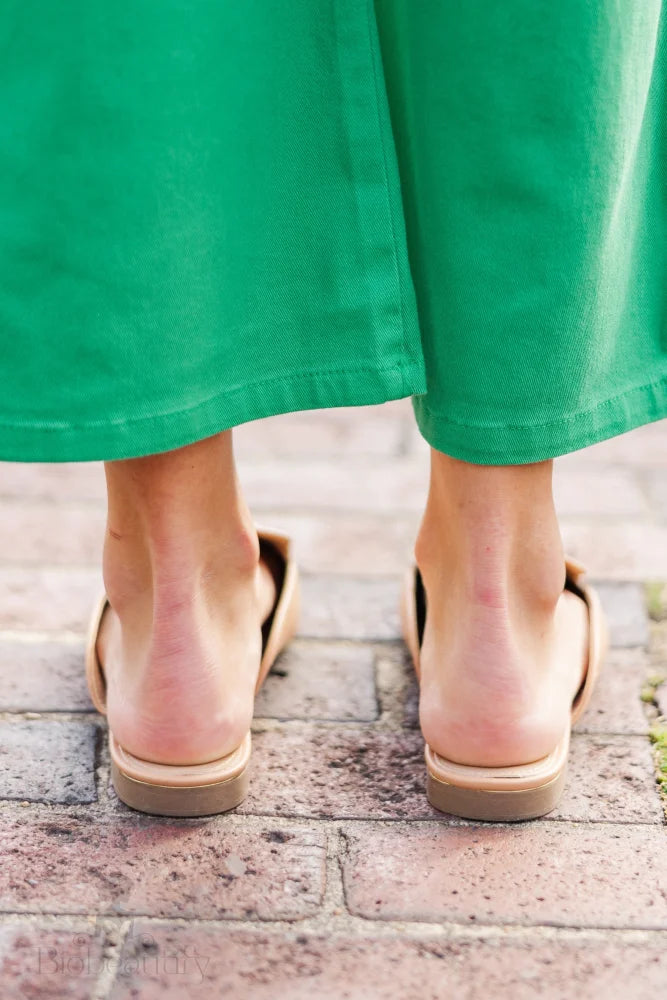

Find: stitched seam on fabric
0;360;420;431
416;372;667;431
365;0;408;380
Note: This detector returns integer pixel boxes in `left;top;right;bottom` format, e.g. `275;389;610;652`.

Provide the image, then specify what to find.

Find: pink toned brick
572;649;651;735
0;640;93;711
0;924;104;1000
555;735;663;823
109;926;667;1000
561;521;667;582
0;568;101;632
0;816;325;920
0;400;665;1000
643;471;667;524
343;822;667;928
553;467;647;517
0;721;96;804
238;457;429;513
0;501;105;567
298;575;402;641
240;727;425;819
254;512;418;576
0;462;105;503
234;404;408;459
254;640;378;721
237;727;664;825
557;421;667;467
594;583;649;648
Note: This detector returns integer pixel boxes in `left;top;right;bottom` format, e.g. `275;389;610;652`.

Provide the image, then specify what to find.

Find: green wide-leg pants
1;2;666;463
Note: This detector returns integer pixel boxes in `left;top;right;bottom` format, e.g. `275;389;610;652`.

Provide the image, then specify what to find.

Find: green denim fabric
0;2;665;463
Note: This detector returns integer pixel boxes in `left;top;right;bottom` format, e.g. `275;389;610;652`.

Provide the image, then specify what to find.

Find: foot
94;432;277;766
415;451;589;768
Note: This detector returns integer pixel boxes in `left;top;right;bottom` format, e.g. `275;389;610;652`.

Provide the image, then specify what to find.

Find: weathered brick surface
0;923;105;1000
0;640;92;711
0;816;325;920
238;728;664;825
553;467;647;517
572;649;652;735
0;568;101;633
253;512;419;576
239;727;425;820
594;583;650;648
298;575;401;641
109;926;667;1000
239;458;429;513
0;501;105;567
561;521;667;582
642;470;667;524
342;822;667;928
556;734;663;823
234;403;410;459
557;420;667;466
255;640;378;721
0;461;105;503
0;721;97;804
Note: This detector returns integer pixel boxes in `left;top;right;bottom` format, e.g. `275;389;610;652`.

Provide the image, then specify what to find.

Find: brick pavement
0;399;665;999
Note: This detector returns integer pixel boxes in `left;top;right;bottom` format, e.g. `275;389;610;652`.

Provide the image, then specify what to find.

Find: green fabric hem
412;373;667;464
0;359;427;463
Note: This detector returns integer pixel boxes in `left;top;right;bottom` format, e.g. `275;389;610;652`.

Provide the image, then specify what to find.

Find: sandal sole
110;759;250;817
427;766;567;822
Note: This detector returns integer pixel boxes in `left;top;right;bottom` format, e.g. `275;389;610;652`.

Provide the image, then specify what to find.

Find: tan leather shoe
85;528;300;817
401;557;608;821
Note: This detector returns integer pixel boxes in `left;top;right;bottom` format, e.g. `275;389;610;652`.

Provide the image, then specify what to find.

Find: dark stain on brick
263;830;292;844
41;824;75;837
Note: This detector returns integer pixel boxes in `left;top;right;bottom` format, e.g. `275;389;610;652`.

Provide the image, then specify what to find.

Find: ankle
101;430;260;616
102;522;259;620
415;450;565;619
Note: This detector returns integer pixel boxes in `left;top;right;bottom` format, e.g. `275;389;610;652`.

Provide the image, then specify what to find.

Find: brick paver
0;404;665;999
0;568;100;633
107;926;667;1000
231;726;664;825
0;640;92;711
0;816;325;920
342;822;667;927
0;721;97;804
0;923;105;1000
254;640;378;721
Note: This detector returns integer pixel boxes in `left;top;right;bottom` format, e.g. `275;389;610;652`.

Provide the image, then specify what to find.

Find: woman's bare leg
415;450;589;767
95;431;276;766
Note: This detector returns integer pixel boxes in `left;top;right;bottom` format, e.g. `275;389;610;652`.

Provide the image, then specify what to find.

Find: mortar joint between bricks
373;647;413;730
90;916;133;1000
307;826;349;922
335;827;354;916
